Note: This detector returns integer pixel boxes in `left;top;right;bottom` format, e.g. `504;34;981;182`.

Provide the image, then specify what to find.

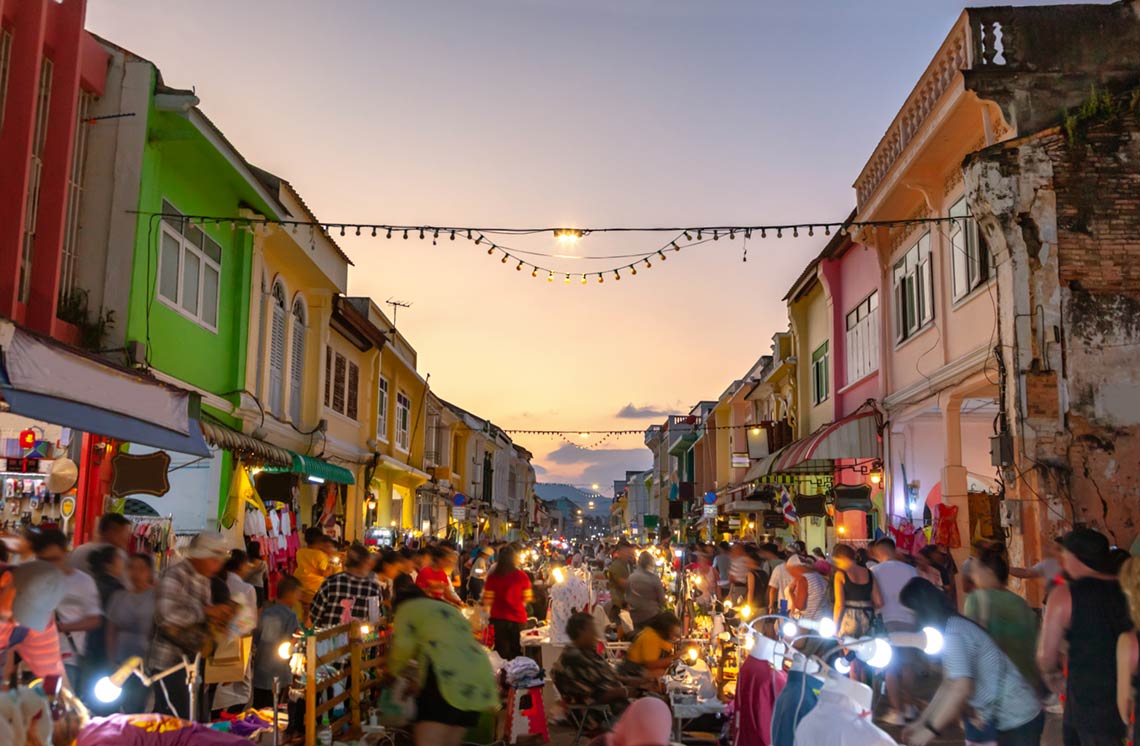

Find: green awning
290;452;356;484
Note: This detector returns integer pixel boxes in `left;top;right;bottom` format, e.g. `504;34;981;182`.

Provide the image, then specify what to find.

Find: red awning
745;409;881;479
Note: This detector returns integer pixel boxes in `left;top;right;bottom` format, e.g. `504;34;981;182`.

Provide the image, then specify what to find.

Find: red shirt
483;570;532;623
416;566;450;599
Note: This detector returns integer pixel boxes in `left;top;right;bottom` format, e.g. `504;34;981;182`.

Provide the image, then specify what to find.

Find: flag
780;487;798;524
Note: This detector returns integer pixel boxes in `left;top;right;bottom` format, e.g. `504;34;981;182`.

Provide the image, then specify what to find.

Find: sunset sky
86;0;1063;494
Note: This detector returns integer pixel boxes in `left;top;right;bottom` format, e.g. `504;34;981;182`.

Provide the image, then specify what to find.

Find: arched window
289;297;306;424
268;280;287;417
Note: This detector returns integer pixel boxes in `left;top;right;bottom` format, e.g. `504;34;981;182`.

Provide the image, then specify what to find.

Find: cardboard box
204;636;252;684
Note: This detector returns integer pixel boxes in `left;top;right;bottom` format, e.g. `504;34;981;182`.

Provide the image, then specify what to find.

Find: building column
940;393;972;579
26;0;86;335
0;0;48;321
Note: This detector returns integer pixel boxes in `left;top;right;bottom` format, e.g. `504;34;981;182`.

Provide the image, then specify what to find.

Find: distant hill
535;483;610;518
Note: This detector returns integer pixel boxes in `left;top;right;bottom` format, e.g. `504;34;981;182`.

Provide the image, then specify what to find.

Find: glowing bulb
360;624;371;636
724;600;733;610
743;634;756;651
552;567;565;583
870;473;882;485
94;677;123;704
781;620;798;638
741;604;753;620
751;427;762;436
838;526;847;535
748;522;756;529
555;229;583;244
277;641;293;660
857;639;893;669
922;626;944;655
818;617;837;638
833;657;852;675
548;272;554;282
501;254;507;263
591;483;599;490
517;261;523;271
564;274;571;284
687;648;699;663
581;275;587;285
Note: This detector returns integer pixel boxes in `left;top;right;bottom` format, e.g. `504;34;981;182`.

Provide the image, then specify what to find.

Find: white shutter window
377;377;389;441
268;283;287;417
289;299;306;424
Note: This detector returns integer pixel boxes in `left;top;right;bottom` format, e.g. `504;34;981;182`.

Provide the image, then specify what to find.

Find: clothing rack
125;514;175;569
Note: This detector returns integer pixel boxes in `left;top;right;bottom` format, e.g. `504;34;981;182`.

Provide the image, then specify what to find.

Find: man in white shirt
32;529;101;696
761;544;793;614
870;537;919;726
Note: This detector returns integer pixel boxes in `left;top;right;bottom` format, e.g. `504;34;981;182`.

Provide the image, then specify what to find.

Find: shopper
761;543;793;615
467;545;493;601
85;544;125;703
150;531;233;721
251;576;301;710
375;549;416;616
729;543;750;605
483;545;533;660
1038;527;1131;746
212;550;259;715
243;542;268;608
549;560;591;646
416;545;464;607
627;551;667;632
293;527;335;621
900;578;1043;746
744;547;770;614
964;546;1041;695
1115;557;1140;744
105;553;156;714
388;586;498;746
713;542;733;600
32;528;101;700
68;513;132;586
871;537;920;726
605;541;636;625
787;555;828;620
832;543;878;639
310;543;384;628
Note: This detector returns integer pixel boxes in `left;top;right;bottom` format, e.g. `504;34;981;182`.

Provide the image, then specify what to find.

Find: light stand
94;655;202;722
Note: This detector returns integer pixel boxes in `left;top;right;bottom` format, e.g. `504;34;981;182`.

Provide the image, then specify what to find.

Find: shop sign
453;506;468;520
703;504;718;518
110;451;172;498
731;453;750;469
728;517;741;528
3;458;40;474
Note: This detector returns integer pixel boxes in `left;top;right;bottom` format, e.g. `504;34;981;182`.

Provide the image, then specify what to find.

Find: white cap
185;531;229;560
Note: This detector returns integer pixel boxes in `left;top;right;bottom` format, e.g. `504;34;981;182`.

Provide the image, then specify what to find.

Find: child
252;577;302;714
293;528;335;622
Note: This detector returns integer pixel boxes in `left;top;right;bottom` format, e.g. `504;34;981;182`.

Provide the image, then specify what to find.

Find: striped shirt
941;616;1041;731
149;559;213;671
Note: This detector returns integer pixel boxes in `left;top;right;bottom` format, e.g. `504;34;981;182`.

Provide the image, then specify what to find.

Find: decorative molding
883;344;993;410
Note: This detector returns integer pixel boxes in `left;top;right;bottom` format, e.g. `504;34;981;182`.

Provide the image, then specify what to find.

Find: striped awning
199;420;292;468
744;410;881;480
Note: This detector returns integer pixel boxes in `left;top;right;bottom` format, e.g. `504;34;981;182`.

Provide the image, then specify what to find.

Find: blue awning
0;324;211;457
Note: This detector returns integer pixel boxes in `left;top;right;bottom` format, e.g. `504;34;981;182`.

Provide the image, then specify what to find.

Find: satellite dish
45;458;79;494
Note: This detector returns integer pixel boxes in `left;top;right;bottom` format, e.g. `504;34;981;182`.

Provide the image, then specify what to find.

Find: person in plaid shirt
149;531;231;721
310;544;382;628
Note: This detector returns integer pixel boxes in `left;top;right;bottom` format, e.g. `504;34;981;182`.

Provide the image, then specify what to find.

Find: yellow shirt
294;547;331;594
627;627;673;665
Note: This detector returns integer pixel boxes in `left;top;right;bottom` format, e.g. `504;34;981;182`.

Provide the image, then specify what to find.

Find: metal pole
272;676;280;746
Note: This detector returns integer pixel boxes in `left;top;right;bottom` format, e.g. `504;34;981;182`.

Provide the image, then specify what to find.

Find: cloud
536;444;653;497
616;403;672;419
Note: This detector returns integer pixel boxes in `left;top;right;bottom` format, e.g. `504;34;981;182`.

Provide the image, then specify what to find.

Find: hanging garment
770;669;823;746
794;689;897;746
734;655;787;746
932;503;962;548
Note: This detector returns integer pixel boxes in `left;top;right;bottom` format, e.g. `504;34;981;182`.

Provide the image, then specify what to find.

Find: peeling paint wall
965;104;1140;561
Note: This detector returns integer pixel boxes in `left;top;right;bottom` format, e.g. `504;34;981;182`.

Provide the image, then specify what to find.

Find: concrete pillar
940;394;973;585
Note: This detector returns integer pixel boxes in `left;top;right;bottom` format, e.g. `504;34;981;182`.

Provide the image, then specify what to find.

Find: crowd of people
5;515;1140;746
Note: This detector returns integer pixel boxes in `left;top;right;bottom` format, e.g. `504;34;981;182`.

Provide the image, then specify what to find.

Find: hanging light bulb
793;226;799;238
581;275;588;285
713;230;720;241
500;254;508;263
419;228;425;240
684;231;693;241
450;230;455;240
547;271;554;282
745;229;752;239
631;265;637;275
532;268;538;278
597;274;603;283
730;229;736;240
825;225;831;236
354;226;361;236
387;228;393;239
761;228;767;238
487;247;494;255
645;258;652;269
564;274;571;284
671;241;680;252
340;226;346;237
777;228;783;238
402;229;408;239
516;260;523;271
614;270;621;281
433;229;439;240
475;235;482;245
658;251;667;261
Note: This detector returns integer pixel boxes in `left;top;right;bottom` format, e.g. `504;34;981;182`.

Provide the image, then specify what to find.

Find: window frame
844;290;880;385
948;197;993;303
288;297;306;425
395;392;411;452
811;341;829;405
892;232;934;344
376;377;390;443
155;199;223;332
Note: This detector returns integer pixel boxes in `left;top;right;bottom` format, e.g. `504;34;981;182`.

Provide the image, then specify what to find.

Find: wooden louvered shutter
332;353;346;414
324;346;332;406
268;285;286;417
289;301;305;424
346;362;359;420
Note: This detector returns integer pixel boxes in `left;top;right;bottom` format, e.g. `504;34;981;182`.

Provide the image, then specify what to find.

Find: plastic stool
505;684;549;744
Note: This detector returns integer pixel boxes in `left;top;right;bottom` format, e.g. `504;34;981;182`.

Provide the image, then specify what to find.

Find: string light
713;230;720;241
355;226;361;236
402;229;408;239
516;260;523;271
581;274;588;285
487;246;494;255
658;250;667;261
532;268;538;278
684;231;693;241
564;274;571;284
614;270;621;280
597;274;603;283
730;230;736;240
387;228;392;239
547;271;554;282
475;235;482;245
340;226;346;236
671;241;680;252
500;254;508;263
450;230;455;240
645;258;652;268
371;227;377;237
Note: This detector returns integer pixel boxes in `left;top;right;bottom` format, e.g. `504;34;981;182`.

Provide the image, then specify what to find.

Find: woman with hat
1038;527;1131;746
